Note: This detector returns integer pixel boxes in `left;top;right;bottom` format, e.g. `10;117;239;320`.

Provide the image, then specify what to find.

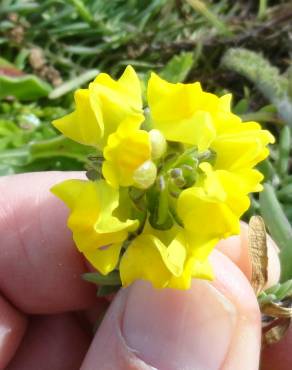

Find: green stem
68;0;93;23
157;176;169;226
258;0;268;20
186;0;233;37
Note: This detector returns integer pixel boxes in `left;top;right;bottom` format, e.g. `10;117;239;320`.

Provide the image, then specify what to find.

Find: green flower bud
149;129;167;160
133;160;157;189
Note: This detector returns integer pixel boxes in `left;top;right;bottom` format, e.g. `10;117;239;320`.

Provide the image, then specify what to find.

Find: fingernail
122;280;237;370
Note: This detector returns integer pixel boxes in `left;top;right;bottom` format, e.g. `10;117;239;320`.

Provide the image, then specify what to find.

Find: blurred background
0;0;292;279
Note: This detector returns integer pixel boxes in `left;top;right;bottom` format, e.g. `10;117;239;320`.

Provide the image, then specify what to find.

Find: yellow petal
219;93;232;112
51;179;138;252
214;171;250;218
199;163;252;217
178;185;240;254
83;243;122;275
53;66;143;149
212;122;275;170
120;234;173;289
102;116;152;187
199;162;226;201
168;256;214;289
93;65;142;110
120;230;187;289
52;89;103;147
148;72;202;122
177;162;257;257
90;66;144;148
191;258;214;280
51;178;86;210
147;73;216;148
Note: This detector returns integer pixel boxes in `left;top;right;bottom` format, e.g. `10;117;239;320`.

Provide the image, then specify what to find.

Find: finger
216;222;281;288
76;299;109;336
0;172;96;314
261;325;292;370
81;250;261;370
0;295;27;370
6;313;91;370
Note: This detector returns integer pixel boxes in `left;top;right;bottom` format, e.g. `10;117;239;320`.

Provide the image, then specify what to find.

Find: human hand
0;172;290;370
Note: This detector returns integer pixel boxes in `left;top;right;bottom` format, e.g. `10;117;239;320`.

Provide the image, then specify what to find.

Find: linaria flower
51;179;138;275
51;66;274;290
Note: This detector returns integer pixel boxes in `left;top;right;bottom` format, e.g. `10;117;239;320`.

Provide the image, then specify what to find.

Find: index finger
0;172;95;314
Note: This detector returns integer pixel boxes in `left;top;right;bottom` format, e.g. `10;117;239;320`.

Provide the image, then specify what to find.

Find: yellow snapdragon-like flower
51;179;138;275
120;224;213;289
177;163;250;259
147;72;274;191
52;65;274;291
52;66;143;149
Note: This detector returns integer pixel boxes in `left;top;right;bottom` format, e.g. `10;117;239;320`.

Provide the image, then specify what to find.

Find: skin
0;172;290;370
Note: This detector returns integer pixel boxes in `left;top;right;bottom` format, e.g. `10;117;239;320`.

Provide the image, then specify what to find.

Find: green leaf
277;126;291;177
258;279;292;306
259;183;292;281
160;52;194;83
257;160;279;184
0;75;52;100
49;69;99;99
68;0;93;23
28;135;93;163
0;135;93;172
278;184;292;203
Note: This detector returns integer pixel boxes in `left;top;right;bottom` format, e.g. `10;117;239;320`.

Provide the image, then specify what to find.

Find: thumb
81;250;261;370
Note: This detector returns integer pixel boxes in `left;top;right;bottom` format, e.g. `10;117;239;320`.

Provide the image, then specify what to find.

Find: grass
0;0;292;279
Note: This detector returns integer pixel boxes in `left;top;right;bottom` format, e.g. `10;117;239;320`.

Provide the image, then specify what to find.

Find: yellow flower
177;162;253;259
119;223;213;289
51;66;275;291
51;179;138;275
52;66;143;149
147;72;274;191
102;115;156;188
212;121;275;171
147;73;216;151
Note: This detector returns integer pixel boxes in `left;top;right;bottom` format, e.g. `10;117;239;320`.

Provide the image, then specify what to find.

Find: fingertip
0;295;27;370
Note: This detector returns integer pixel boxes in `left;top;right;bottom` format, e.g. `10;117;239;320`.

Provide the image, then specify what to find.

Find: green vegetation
0;0;292;279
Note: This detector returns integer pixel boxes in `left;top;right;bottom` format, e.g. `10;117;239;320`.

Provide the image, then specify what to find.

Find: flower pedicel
51;66;274;291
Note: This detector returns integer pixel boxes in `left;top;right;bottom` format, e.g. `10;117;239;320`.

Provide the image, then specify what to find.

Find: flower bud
149;129;167;160
133;160;157;189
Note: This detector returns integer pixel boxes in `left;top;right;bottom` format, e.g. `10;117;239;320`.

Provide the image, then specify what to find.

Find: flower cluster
51;66;274;290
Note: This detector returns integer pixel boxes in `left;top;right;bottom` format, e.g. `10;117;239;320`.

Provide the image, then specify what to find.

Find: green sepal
82;270;121;286
97;285;121;297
